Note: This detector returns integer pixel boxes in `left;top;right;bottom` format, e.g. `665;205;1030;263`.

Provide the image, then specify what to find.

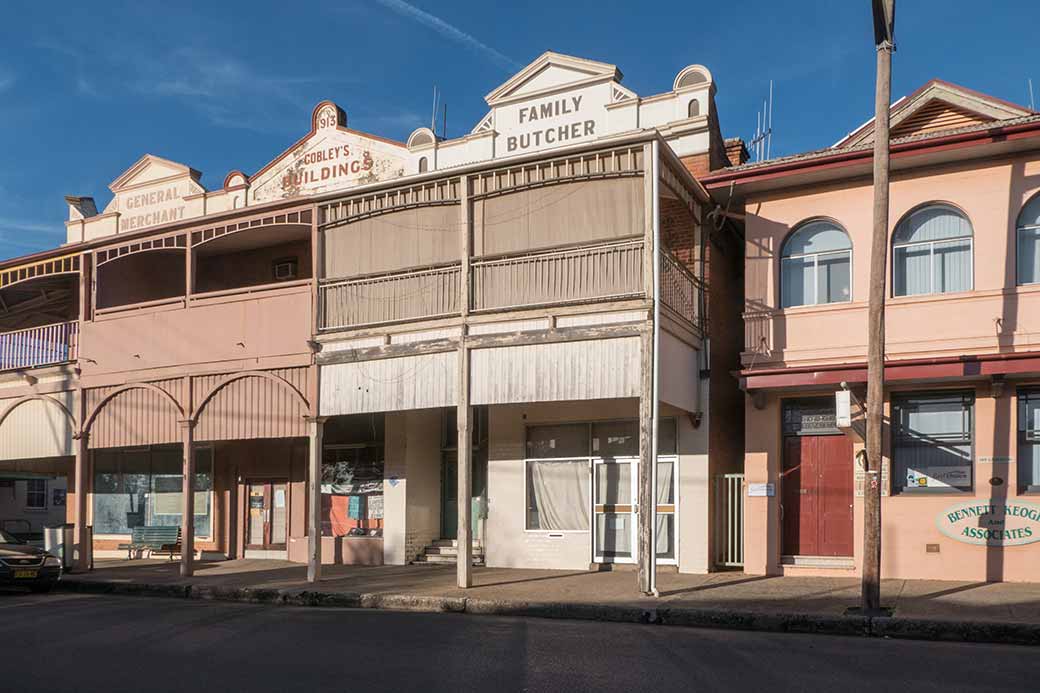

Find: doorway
440;407;488;540
245;479;288;556
781;401;854;558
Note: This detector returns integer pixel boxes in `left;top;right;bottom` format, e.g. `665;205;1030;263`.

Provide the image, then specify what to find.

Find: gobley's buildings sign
249;102;407;204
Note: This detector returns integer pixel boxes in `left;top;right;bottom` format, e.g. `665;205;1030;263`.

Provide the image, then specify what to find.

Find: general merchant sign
937;500;1040;547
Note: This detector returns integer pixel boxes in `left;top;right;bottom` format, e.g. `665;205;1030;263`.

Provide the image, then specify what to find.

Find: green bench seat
117;526;182;560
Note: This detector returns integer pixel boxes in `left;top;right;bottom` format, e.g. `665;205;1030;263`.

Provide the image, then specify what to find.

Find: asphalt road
0;590;1033;692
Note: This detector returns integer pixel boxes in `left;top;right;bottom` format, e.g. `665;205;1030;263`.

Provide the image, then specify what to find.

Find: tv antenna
748;80;774;162
1029;78;1035;112
430;85;440;132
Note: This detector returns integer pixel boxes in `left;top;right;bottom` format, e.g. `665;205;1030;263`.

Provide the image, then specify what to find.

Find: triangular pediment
485;51;622;105
248;101;409;204
837;80;1033;148
108;154;203;193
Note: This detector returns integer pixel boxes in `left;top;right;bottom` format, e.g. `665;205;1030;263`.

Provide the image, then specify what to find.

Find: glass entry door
594;458;637;563
246;480;288;550
593;458;678;565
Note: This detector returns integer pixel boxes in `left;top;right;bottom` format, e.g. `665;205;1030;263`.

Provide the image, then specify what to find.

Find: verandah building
705;80;1040;582
0;52;745;579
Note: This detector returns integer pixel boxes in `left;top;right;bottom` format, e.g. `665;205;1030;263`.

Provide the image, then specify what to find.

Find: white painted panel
321;336;387;352
0;392;75;461
471;337;639;405
468;319;549;335
391;327;461;344
659;331;700;413
555;310;645;328
321;352;457;415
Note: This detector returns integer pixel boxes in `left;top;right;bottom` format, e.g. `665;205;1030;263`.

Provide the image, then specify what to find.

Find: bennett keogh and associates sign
938;500;1040;547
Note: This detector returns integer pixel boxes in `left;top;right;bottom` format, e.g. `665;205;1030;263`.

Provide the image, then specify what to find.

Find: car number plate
13;569;38;579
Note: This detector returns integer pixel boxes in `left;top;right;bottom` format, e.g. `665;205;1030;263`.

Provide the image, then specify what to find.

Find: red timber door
782;434;853;557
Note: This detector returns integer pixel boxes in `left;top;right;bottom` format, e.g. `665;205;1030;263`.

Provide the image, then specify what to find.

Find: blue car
0;529;62;593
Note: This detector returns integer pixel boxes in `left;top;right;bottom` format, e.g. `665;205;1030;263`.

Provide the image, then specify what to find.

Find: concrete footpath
55;559;1040;646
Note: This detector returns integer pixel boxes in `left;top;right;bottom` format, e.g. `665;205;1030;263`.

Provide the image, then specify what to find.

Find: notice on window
907;466;970;489
274;489;286;509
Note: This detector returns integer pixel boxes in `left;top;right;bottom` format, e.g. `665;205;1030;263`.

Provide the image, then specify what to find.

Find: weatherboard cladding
192;367;309;442
0;392;75;460
85;368;309;448
87;378;186;449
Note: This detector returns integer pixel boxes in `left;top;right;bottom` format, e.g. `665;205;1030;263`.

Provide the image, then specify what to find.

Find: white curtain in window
933;239;972;292
893;205;973;296
1018;226;1040;285
1020;395;1040;489
656;460;674;504
781;256;813;308
530;460;589;530
780;220;852;308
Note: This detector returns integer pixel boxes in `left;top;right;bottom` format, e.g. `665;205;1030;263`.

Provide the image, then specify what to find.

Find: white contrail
375;0;520;72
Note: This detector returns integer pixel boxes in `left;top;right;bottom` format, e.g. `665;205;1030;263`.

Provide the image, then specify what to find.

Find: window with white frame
892;392;974;493
524;419;679;563
780;220;852;308
1018;389;1040;492
25;479;46;509
1017;195;1040;285
893;204;973;296
525;424;590;531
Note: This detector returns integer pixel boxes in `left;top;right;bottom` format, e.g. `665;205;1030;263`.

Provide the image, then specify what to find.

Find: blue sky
0;0;1036;260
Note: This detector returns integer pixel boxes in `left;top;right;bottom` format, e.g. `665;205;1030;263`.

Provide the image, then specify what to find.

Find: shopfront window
526;423;589;531
892;393;974;493
321;414;385;538
1018;390;1040;492
321;444;384;537
524;418;679;562
92;446;213;536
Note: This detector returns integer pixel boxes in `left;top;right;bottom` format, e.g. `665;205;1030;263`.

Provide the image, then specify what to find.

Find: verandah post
179;418;196;577
457;173;473;589
307;416;326;583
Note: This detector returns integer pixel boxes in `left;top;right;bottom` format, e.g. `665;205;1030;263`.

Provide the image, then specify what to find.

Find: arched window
780;220;852;308
892;204;973;296
1017;194;1040;285
418;156;429;173
688;99;700;117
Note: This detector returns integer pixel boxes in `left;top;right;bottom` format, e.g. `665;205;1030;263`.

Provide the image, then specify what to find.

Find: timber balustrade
317;238;705;331
319;262;463;330
0;320;79;371
471;239;645;313
658;250;703;327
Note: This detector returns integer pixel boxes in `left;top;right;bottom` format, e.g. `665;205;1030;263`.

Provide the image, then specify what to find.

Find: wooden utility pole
864;0;895;613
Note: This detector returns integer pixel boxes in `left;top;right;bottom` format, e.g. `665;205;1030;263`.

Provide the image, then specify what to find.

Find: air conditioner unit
273;257;298;281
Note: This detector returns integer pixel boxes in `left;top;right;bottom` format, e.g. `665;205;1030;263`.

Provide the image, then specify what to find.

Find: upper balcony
316;143;705;336
80;209;315;376
0;254;80;373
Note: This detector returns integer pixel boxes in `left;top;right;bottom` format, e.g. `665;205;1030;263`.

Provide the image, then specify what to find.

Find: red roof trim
704;119;1040;189
741;351;1040;390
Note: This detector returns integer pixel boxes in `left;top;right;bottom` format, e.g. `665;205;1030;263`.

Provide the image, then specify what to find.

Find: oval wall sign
937;500;1040;547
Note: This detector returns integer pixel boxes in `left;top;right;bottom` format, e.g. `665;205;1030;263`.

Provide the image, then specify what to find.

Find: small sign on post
836;389;852;429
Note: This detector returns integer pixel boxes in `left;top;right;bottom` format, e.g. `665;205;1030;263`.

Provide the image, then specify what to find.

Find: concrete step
431;539;484;550
411;554;485;566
